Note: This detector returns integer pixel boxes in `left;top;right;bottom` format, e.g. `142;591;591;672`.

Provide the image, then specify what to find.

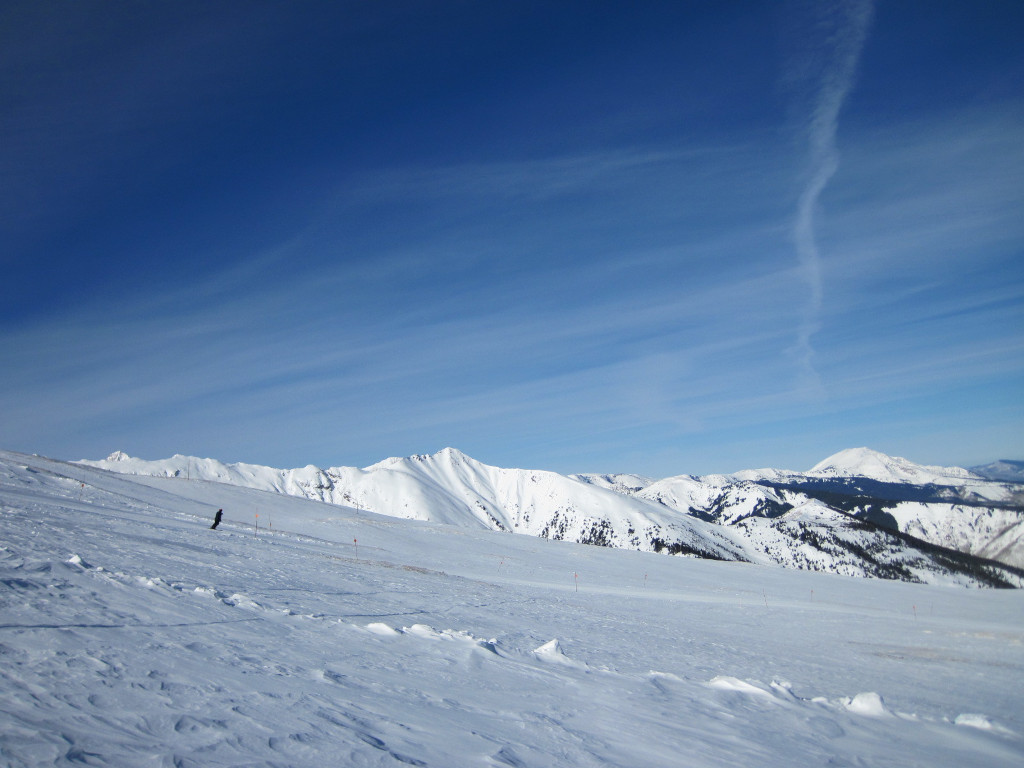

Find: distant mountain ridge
970;459;1024;484
808;446;982;484
80;447;1024;587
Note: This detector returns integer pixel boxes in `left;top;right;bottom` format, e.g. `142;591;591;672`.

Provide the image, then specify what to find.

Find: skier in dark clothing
210;509;223;530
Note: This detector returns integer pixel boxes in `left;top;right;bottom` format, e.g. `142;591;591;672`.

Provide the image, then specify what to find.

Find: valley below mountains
82;447;1024;588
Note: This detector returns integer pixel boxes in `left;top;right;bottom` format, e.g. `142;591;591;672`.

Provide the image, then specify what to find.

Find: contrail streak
793;0;873;390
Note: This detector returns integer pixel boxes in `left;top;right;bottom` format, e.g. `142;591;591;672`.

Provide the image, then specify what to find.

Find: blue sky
2;1;1022;477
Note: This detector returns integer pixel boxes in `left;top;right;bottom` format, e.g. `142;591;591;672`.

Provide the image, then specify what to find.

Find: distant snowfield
2;450;1023;767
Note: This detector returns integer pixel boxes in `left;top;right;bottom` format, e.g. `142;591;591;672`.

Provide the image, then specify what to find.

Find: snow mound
843;692;890;717
402;624;491;646
365;622;400;636
66;553;92;568
707;676;775;698
533;639;580;667
955;713;994;730
951;712;1016;735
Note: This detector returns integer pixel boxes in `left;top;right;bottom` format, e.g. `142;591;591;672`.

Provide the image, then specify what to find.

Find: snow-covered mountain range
970;459;1024;484
80;447;1024;586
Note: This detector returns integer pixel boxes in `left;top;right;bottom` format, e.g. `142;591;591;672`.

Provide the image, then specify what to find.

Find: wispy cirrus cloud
790;0;874;392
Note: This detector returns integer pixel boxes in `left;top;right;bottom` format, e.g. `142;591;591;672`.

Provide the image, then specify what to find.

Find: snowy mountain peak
809;447;979;485
106;450;131;462
364;447;476;472
432;446;472;464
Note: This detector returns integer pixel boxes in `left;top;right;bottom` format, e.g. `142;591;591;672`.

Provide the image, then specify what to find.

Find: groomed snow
2;450;1023;767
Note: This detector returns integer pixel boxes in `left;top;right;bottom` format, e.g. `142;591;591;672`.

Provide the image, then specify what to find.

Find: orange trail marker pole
255;514;259;538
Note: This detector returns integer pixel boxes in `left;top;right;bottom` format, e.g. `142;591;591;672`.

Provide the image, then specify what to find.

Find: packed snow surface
3;450;1023;766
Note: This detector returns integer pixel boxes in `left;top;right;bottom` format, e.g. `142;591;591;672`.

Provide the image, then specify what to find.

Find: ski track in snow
1;451;1023;767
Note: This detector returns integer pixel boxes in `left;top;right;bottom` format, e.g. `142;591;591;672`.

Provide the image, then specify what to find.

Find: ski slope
2;450;1023;767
